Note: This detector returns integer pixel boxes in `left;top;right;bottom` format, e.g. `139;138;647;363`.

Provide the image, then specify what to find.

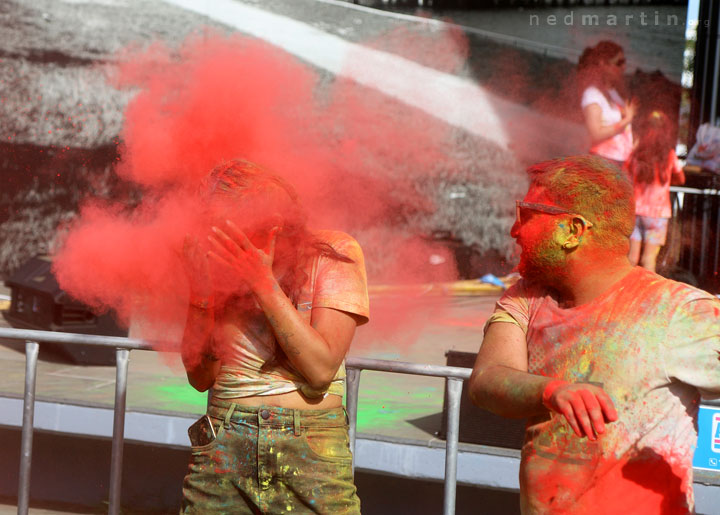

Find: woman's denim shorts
181;399;360;514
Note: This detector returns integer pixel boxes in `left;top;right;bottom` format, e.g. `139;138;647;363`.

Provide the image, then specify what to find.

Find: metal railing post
690;197;699;272
346;367;361;474
675;192;685;271
18;340;39;515
709;3;720;127
109;348;130;515
714;198;720;279
443;377;463;515
699;194;711;278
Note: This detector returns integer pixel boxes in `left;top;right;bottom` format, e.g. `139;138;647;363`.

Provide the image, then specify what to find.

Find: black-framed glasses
515;200;594;228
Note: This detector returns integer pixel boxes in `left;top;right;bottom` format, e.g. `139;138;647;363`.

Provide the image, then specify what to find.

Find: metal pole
709;3;720;126
17;341;39;515
676;192;687;269
0;328;151;350
713;196;720;280
346;367;361;474
700;194;711;278
346;357;471;380
109;348;130;515
443;377;463;515
697;0;713;124
689;197;698;272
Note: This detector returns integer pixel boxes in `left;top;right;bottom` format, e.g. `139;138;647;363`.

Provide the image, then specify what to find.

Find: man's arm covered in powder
468;321;618;440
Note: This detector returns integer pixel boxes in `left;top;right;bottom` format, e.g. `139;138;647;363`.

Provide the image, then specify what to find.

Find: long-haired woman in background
626;111;685;272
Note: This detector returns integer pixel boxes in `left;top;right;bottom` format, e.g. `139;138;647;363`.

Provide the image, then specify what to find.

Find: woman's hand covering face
207;220;281;295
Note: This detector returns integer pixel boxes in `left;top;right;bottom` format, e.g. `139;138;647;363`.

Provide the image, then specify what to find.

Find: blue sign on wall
693;405;720;471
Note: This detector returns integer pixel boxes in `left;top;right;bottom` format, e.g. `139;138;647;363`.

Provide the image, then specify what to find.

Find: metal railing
668;184;720;291
0;327;471;515
345;358;471;515
1;329;152;515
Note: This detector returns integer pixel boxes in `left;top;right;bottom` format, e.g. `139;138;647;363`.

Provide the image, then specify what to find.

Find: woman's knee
628;240;641;266
640;244;661;271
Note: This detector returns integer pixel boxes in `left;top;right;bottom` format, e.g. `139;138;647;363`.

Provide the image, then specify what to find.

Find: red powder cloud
111;35;326;190
53;28;494;357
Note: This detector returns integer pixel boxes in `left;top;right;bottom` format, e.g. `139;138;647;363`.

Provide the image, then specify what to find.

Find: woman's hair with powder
204;159;352;303
627;111;676;185
577;40;624;93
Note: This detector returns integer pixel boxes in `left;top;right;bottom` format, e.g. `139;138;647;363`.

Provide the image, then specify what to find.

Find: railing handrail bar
345;357;471;380
0;328;473;379
0;328;151;350
670;185;720;195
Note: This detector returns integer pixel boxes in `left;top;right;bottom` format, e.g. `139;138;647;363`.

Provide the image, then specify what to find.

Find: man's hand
543;381;618;441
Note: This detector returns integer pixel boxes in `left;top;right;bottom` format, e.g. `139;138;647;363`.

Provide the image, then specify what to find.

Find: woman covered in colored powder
179;159;368;514
578;41;635;169
626;111;685;272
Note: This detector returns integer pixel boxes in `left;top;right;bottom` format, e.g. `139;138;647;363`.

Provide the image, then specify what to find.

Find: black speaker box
2;255;126;365
439;350;526;449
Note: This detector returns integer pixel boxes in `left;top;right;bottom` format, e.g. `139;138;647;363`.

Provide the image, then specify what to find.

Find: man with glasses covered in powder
469;155;720;514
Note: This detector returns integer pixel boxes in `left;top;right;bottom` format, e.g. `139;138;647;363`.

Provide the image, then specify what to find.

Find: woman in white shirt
578;41;636;169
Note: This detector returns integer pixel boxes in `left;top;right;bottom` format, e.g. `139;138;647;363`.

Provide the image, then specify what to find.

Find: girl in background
626;111;685;272
578;40;635;169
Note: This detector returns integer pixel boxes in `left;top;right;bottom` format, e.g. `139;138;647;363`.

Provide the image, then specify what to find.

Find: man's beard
518;239;567;285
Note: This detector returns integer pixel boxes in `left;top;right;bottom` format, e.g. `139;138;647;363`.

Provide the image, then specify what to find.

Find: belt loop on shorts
293;409;301;437
223;403;236;429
